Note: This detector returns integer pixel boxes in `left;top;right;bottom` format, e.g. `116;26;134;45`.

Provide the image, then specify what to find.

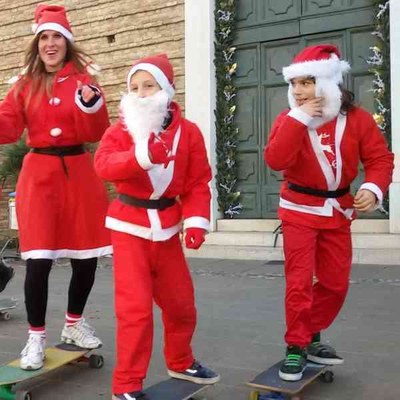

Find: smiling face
129;70;161;98
38;30;67;72
290;76;316;106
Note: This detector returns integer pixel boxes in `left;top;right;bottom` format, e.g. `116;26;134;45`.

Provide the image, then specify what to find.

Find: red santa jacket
94;102;212;241
0;61;109;146
265;106;394;219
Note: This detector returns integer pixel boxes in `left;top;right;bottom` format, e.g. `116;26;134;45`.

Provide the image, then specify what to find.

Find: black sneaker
279;345;307;382
0;260;14;293
112;391;149;400
167;360;220;384
307;332;344;365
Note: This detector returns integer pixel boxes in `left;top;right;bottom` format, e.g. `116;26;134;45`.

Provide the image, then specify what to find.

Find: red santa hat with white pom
126;53;175;100
32;4;74;42
283;44;351;125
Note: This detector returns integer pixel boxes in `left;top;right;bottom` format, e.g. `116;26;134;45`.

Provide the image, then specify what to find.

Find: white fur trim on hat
35;22;74;42
127;63;175;99
283;55;350;84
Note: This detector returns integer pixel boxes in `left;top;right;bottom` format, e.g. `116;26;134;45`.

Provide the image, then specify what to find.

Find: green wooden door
233;0;375;218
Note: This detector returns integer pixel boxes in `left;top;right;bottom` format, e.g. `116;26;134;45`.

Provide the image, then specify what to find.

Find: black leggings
25;258;97;327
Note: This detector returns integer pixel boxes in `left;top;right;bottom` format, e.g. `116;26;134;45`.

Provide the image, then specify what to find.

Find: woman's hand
353;189;377;212
77;80;97;103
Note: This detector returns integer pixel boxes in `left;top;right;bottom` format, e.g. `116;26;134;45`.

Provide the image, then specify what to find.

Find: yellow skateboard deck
0;343;103;400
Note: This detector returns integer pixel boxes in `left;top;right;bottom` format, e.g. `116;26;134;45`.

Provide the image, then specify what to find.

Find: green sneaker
279;345;307;381
307;332;344;365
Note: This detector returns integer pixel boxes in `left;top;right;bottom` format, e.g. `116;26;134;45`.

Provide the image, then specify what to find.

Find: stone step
202;231;400;249
185;244;400;265
216;219;389;233
184;228;400;265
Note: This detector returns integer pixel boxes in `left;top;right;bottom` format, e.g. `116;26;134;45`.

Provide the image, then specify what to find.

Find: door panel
235;45;262;218
237;0;301;28
302;0;372;16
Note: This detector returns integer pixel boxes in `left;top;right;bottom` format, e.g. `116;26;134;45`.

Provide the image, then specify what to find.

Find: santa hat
126;53;175;99
32;4;73;42
282;45;351;125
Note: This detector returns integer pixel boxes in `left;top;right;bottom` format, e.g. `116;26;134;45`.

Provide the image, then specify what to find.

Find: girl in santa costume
265;44;393;382
94;53;220;400
0;4;112;370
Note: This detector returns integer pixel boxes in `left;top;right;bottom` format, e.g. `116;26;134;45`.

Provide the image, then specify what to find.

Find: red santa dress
0;61;112;260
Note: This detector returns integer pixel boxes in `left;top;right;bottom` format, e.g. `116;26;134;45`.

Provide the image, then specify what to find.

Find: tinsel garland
368;0;390;145
367;0;390;213
214;0;242;218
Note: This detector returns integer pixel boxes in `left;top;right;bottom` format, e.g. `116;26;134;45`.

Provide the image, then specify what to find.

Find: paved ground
0;256;399;399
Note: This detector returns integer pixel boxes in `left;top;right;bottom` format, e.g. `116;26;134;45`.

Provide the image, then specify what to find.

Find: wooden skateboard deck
0;298;17;321
0;343;103;400
247;360;334;399
144;378;208;400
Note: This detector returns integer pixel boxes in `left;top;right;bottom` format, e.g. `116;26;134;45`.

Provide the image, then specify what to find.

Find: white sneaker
20;334;46;370
61;319;102;349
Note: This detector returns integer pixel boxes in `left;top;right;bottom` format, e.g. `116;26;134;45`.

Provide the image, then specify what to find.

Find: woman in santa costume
94;53;220;400
265;44;393;381
0;4;111;370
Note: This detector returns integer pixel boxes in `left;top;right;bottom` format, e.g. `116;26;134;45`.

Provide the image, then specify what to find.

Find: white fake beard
288;78;342;129
120;90;170;142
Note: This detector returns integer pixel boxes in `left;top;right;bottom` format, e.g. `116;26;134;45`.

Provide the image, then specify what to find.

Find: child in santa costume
0;4;112;370
265;44;393;382
94;53;220;400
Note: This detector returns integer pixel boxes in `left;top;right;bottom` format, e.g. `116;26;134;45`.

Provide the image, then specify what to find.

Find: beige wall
0;0;185;239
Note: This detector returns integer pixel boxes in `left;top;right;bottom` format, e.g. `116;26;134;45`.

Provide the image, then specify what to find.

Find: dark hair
339;85;355;113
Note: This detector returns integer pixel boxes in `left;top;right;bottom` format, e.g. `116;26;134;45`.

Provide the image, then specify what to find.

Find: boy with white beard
94;54;220;400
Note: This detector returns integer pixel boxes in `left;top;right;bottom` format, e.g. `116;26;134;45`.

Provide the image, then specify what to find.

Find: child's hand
77;80;97;103
185;228;206;250
299;97;324;118
353;189;377;212
148;133;174;167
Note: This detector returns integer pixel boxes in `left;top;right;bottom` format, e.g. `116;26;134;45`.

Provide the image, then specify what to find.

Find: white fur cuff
135;140;154;170
288;108;314;127
183;217;210;232
359;182;383;205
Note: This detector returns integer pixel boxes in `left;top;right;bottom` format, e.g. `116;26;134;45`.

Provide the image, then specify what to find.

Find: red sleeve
73;74;110;143
180;122;212;230
358;109;394;196
94;123;151;181
0;85;26;144
264;110;309;171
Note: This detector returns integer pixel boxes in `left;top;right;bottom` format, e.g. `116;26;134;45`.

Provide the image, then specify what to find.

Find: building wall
0;0;185;239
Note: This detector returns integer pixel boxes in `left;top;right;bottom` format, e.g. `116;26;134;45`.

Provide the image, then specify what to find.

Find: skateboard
144;378;209;400
247;360;334;400
0;343;104;400
0;298;17;321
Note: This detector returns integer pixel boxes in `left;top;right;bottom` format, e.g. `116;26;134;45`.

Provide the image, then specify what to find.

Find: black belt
118;194;176;210
31;145;86;177
31;145;86;156
288;182;350;198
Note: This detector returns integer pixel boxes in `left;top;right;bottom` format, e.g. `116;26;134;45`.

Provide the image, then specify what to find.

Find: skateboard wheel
2;312;11;321
16;390;32;400
89;354;104;369
320;370;334;383
249;391;259;400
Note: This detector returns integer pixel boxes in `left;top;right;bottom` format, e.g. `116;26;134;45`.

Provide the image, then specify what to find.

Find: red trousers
111;231;196;394
282;221;352;348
